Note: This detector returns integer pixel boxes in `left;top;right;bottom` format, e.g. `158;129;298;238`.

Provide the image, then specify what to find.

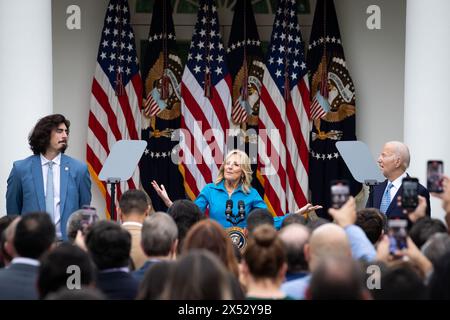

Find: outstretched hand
294;203;323;215
151;180;173;208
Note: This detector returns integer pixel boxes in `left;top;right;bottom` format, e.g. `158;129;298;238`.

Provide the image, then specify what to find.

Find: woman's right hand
151;180;173;208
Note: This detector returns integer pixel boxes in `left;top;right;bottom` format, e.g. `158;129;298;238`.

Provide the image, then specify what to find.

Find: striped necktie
379;182;394;214
45;161;55;222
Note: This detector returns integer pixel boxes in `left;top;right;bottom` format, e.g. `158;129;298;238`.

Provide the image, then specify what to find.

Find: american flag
307;0;360;218
87;0;142;219
310;55;329;120
231;98;249;124
258;0;311;215
143;92;162;117
179;0;232;199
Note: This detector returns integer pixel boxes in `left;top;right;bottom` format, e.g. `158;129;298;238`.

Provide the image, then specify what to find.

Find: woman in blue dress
151;149;320;230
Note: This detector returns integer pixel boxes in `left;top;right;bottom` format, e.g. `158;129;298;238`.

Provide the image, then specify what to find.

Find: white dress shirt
121;221;143;228
387;172;407;204
41;153;62;239
11;257;40;267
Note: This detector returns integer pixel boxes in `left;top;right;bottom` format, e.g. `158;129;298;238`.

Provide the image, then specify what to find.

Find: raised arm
151;180;173;208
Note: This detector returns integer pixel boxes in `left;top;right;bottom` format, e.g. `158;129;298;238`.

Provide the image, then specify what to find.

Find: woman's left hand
295;203;323;215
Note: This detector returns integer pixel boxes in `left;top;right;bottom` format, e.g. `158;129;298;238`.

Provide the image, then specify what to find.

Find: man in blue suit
6;114;91;240
366;141;430;219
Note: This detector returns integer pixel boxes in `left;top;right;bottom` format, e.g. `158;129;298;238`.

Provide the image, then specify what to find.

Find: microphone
225;199;233;221
237;200;246;223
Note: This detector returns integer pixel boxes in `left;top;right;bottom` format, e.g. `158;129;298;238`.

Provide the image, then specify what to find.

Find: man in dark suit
367;141;431;219
6;114;91;240
85;220;139;300
0;213;55;299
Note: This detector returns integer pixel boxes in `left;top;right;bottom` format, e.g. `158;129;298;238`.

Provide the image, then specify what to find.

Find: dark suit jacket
96;271;139;300
6;154;92;240
132;259;161;283
367;178;431;219
0;263;39;300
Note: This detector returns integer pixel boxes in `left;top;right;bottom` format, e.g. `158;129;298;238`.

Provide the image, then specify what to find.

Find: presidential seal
226;227;247;250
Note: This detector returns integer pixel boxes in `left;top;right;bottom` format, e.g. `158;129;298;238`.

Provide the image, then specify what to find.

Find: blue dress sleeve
252;192;267;210
274;214;288;230
249;188;287;230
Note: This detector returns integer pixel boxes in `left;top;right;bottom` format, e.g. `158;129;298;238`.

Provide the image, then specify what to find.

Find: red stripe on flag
285;95;309;175
117;90;138;140
88;111;110;154
181;82;225;166
210;84;230;137
92;79;123;141
299;79;311;119
180;116;213;185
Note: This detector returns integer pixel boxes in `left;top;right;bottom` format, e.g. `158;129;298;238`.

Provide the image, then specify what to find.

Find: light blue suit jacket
6;154;92;239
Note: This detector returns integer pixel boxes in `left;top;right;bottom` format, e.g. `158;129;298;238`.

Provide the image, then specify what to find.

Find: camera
401;177;419;210
387;219;408;256
427;160;444;193
330;180;350;209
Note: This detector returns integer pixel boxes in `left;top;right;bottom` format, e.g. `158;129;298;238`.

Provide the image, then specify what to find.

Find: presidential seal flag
258;0;311;216
139;0;185;211
179;0;232;199
308;0;362;218
87;0;142;219
227;0;265;198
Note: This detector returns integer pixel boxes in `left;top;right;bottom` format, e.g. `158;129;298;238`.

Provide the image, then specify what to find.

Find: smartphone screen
427;160;444;193
401;177;419;209
388;219;408;255
80;207;98;234
330;180;350;209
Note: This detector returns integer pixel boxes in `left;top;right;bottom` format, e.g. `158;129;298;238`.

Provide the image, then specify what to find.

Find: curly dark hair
28;114;70;155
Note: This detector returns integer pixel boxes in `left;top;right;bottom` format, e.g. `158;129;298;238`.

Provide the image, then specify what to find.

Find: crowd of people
0;180;449;300
1;114;450;300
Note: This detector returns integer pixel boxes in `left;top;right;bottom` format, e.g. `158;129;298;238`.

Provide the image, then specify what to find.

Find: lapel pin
65;167;69;171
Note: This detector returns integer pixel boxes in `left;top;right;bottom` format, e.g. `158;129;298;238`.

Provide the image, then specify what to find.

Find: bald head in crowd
307;255;369;300
305;224;351;271
279;224;310;274
279;224;309;246
378;141;410;181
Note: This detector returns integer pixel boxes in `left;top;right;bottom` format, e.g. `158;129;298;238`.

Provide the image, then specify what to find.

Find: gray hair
141;212;178;257
388;141;410;170
421;232;450;266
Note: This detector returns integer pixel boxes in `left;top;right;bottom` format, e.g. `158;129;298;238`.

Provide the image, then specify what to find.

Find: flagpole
283;3;291;102
204;3;212;98
114;2;125;96
161;0;169;100
241;0;248;104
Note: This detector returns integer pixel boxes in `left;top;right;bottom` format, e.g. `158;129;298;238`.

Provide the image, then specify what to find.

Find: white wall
404;0;450;222
0;0;53;215
1;0;407;218
336;0;406;158
51;0;109;218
